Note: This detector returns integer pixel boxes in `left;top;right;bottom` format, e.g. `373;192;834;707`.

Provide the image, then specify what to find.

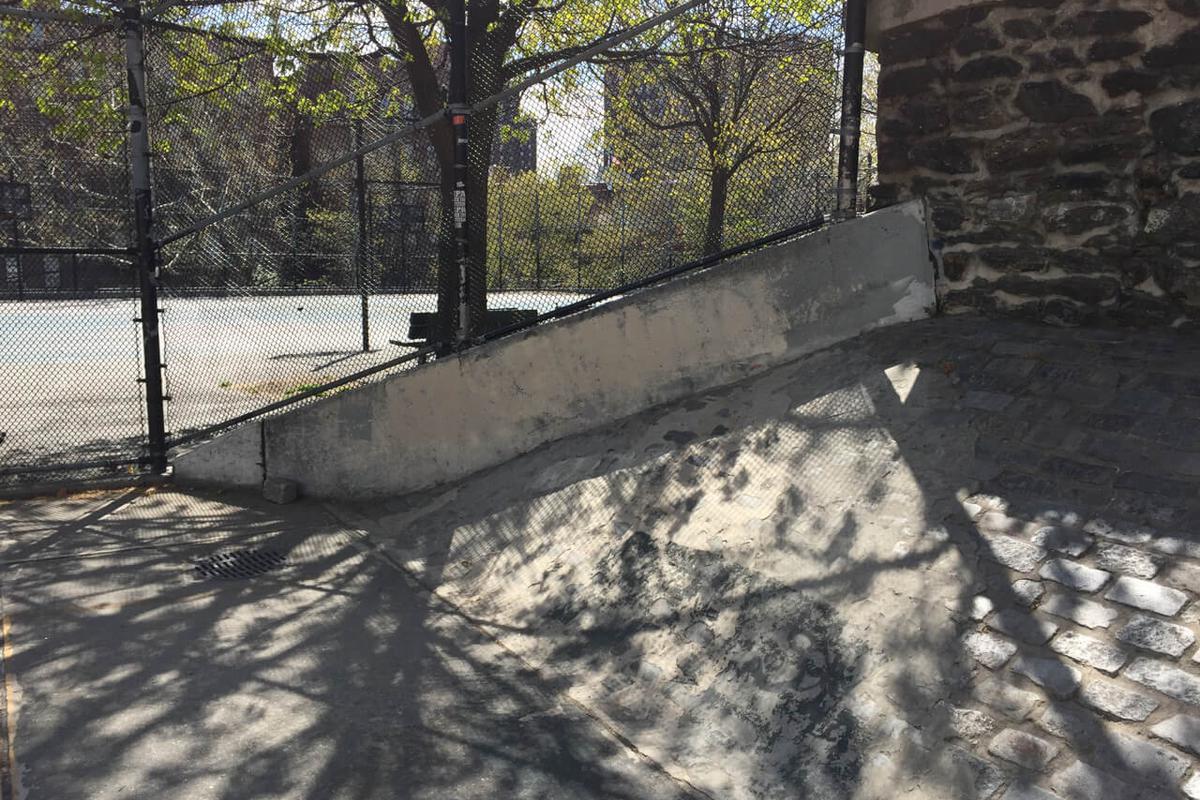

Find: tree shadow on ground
7;315;1200;799
0;486;693;799
346;315;1200;799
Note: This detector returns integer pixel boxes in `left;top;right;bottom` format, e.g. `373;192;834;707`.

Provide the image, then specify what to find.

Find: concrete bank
174;201;934;498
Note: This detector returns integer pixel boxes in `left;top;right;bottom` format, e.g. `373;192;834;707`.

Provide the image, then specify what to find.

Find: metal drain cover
194;548;287;580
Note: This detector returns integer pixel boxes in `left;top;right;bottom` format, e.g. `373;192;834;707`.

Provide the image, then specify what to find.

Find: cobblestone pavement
343;315;1200;799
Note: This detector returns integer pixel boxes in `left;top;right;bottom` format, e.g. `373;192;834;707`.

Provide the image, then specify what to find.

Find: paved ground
341;315;1200;799
0;291;582;478
4;314;1200;799
0;489;690;799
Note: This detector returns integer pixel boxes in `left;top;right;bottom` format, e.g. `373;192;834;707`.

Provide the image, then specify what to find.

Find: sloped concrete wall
174;201;934;498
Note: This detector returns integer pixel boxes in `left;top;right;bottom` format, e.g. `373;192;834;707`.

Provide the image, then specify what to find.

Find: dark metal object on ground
193;548;287;580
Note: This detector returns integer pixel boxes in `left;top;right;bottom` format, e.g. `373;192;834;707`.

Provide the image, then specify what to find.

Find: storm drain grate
194;548;287;580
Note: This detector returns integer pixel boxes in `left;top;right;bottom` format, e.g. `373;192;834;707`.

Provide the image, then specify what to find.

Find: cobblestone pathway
919;319;1200;800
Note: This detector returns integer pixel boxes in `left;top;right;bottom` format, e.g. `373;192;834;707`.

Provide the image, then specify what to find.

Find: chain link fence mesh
2;0;851;487
0;6;146;484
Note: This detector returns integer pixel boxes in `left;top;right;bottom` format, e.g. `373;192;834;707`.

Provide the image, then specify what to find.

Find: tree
368;0;642;338
603;0;839;255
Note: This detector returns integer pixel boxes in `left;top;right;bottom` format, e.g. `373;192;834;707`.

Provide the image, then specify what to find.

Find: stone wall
873;0;1200;325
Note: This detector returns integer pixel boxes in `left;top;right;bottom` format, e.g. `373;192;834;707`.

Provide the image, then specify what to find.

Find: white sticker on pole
454;189;466;225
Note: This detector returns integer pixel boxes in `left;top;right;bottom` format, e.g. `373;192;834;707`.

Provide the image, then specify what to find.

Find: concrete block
1105;731;1188;785
964;631;1017;669
990;609;1059;645
1039;593;1119;629
1048;761;1132;800
174;201;936;499
1000;784;1059;800
1031;525;1093;557
1083;518;1153;545
948;706;996;743
263;478;299;505
1125;658;1200;706
1078;679;1158;721
988;728;1060;771
976;677;1040;719
1150;714;1200;756
1012;655;1082;699
1038;559;1110;593
1012;579;1045;606
980;532;1048;573
1094;542;1160;579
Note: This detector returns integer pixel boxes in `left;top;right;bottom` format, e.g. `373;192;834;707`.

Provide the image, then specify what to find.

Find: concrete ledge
174;201;934;498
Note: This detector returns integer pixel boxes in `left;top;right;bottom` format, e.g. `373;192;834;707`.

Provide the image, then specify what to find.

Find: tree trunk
383;5;511;344
283;62;329;285
704;167;729;256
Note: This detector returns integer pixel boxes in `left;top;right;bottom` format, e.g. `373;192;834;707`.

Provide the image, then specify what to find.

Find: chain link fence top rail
1;0;848;485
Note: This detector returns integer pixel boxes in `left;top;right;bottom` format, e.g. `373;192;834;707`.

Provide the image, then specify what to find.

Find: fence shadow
347;315;1200;799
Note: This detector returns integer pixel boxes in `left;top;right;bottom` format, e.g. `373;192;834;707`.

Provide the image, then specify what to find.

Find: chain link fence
0;5;146;483
1;0;856;488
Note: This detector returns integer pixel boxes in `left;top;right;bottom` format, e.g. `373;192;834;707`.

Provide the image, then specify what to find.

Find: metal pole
9;169;22;302
835;0;867;220
446;0;472;348
354;119;370;351
534;183;542;290
400;210;409;289
618;194;626;284
123;0;167;473
575;184;583;292
496;177;504;290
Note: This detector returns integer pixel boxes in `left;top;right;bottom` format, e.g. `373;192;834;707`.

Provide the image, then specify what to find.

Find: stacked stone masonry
959;495;1200;799
900;318;1200;799
874;0;1200;325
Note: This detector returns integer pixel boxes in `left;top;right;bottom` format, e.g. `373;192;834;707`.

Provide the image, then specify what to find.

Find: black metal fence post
353;118;370;351
496;178;505;290
7;169;23;302
574;185;583;292
534;182;542;290
835;0;867;219
122;0;167;473
448;0;472;347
